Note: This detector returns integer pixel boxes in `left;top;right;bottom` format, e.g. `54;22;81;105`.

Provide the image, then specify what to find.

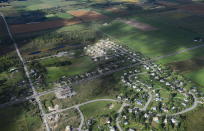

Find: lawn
0;102;43;131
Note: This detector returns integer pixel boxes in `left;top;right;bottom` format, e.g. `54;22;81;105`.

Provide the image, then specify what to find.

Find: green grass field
184;68;204;87
45;13;74;20
80;101;121;130
101;15;202;58
39;55;96;82
184;106;204;131
80;101;121;118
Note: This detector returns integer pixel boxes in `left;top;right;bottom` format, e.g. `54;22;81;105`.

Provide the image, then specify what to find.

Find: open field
169;57;204;72
184;106;204;131
10;18;82;34
0;0;80;11
119;19;158;31
0;102;43;131
156;1;179;7
157;46;204;88
184;68;204;87
40;56;96;82
80;101;121;129
101;7;204;59
68;10;108;22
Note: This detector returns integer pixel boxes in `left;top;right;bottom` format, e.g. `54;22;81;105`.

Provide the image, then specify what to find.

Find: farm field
180;3;204;15
68;10;108;22
101;10;204;58
10;18;82;34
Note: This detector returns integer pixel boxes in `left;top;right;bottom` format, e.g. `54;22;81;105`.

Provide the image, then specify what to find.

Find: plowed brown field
68;10;108;22
180;3;204;15
10;18;82;34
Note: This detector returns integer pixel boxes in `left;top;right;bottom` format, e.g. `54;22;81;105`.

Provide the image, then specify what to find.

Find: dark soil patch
170;57;204;72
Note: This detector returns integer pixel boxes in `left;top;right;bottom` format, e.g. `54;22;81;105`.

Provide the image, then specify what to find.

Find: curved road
169;92;198;116
128;73;153;111
76;107;84;131
116;103;129;131
47;99;119;116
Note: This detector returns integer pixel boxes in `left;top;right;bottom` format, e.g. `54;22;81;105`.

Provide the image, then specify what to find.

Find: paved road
169;92;198;116
0;13;50;131
76;107;84;131
116;103;129;131
141;91;153;111
127;69;199;116
128;73;153;111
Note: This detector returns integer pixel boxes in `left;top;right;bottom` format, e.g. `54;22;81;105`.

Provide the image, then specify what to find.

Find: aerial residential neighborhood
0;0;204;131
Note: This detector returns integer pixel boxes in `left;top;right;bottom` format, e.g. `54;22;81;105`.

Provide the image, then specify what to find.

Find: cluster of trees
0;55;20;73
6;10;46;24
0;0;25;3
40;6;65;15
23;30;99;53
47;61;72;67
29;61;47;86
